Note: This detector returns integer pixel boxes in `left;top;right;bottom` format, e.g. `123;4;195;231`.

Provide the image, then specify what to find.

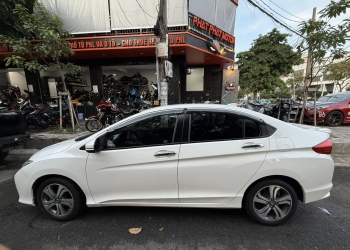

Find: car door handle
241;143;264;149
154;150;176;157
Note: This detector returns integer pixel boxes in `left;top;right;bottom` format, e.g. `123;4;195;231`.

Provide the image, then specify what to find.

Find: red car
303;92;350;126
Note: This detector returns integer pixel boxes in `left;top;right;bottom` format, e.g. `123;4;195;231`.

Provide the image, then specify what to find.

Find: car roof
324;92;350;96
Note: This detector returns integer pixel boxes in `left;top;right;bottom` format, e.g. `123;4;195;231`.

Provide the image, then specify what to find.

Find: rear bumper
0;133;30;152
300;155;334;203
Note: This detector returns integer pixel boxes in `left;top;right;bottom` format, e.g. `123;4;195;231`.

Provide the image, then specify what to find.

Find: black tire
0;151;9;161
37;177;83;221
244;179;298;226
325;111;343;127
85;119;103;132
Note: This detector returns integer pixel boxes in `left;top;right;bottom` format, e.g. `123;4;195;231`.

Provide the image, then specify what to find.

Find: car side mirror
85;134;106;153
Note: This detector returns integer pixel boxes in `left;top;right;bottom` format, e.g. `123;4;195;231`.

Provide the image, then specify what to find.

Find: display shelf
66;82;88;87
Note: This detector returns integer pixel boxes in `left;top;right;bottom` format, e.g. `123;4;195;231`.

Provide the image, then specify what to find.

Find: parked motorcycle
64;73;87;86
242;100;265;113
85;100;139;132
27;106;58;129
264;98;294;122
102;74;116;86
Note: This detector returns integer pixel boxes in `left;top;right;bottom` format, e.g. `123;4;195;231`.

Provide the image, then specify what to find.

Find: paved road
0;155;349;250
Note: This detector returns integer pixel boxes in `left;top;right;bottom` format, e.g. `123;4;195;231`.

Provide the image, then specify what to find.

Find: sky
234;0;347;54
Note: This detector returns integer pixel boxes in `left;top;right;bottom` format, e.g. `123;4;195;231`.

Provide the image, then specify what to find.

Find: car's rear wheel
37;178;83;221
325;111;343;126
244;179;298;226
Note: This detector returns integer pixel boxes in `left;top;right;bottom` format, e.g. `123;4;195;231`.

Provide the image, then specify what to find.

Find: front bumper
14;169;35;206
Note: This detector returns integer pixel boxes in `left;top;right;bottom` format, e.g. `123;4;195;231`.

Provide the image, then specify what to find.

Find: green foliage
236;29;302;96
298;0;350;76
0;0;83;74
323;60;350;91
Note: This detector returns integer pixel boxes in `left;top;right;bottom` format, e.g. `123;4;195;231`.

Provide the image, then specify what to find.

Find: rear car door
178;111;270;203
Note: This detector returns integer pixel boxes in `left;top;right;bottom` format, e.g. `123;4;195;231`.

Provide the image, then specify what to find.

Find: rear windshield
318;94;350;102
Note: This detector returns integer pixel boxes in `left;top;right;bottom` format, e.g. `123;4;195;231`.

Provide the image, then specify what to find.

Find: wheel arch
32;174;87;206
325;109;345;123
242;175;305;205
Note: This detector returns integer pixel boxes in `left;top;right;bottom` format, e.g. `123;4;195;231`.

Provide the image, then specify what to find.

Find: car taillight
312;138;332;154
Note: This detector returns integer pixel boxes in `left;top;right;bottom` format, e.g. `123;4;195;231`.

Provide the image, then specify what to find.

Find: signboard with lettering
0;35;186;53
68;35;186;50
189;14;235;48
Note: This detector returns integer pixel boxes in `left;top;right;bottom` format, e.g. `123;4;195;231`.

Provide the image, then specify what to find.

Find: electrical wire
260;0;302;23
268;0;307;21
136;0;156;18
246;0;305;38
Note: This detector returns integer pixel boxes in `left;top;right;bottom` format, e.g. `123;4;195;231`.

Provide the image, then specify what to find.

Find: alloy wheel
253;185;292;221
328;113;342;126
41;183;74;217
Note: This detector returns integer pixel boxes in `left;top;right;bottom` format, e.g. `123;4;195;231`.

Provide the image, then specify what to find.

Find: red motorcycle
85;100;139;132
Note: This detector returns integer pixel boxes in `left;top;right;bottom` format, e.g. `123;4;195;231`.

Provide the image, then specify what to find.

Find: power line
268;0;307;21
246;0;305;38
260;0;302;23
136;0;156;18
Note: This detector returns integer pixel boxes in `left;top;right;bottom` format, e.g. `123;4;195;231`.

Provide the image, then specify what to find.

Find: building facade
0;0;240;111
281;53;350;96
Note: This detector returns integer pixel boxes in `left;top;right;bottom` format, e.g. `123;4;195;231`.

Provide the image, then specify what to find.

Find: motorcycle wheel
85;119;103;132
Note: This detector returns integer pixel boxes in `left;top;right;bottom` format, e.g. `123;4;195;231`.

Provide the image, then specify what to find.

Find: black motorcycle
64;73;87;86
264;99;294;122
103;75;116;86
242;100;265;113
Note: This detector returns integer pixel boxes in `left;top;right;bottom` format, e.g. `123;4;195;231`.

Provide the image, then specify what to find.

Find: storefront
0;0;239;117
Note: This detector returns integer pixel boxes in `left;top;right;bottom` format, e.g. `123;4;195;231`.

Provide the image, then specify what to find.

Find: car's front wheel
244;179;298;226
37;178;83;221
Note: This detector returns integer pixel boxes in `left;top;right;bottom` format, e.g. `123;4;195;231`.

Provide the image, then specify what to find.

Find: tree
323;60;350;92
0;0;82;74
236;29;302;99
0;0;83;131
297;0;350;123
285;70;304;99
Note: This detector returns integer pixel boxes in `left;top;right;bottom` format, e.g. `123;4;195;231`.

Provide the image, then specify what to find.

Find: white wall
186;68;204;91
7;71;28;96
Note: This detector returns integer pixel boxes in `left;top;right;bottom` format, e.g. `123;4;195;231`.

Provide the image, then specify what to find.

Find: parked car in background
0;110;30;161
15;104;334;226
293;92;350;126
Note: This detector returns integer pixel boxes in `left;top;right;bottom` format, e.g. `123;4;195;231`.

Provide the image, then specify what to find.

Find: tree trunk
253;92;257;100
299;89;308;124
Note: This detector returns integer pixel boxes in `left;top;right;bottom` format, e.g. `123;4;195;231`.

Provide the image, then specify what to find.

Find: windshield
317;94;350;103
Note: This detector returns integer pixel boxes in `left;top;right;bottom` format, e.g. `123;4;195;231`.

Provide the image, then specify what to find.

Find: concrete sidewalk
328;126;350;167
12;125;350;167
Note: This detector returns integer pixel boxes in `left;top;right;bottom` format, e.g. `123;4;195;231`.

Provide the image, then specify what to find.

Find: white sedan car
14;104;334;225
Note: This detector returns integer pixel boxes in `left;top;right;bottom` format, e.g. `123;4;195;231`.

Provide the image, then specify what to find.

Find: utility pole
157;0;168;106
299;7;316;124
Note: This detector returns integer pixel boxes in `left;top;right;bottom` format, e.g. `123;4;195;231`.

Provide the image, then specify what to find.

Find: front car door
178;110;270;203
86;112;182;205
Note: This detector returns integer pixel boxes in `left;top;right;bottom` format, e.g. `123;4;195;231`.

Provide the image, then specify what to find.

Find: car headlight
22;160;33;168
317;106;329;110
